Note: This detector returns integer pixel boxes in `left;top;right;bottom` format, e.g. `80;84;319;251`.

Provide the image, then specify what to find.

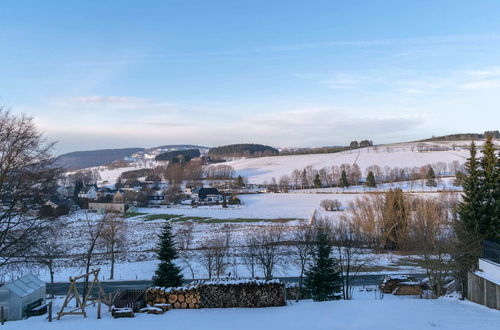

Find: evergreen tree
340;170;349;188
478;135;499;241
365;171;377;188
73;180;84;202
455;142;483;295
236;175;245;188
425;166;437;187
494;148;500;242
152;223;184;287
313;174;322;188
304;226;342;301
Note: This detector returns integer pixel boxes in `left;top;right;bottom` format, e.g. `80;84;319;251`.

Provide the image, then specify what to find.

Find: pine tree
236;175;245;188
73;180;84;202
152;223;184;287
455;142;483;295
494;148;500;242
478;135;498;241
365;171;377;188
313;174;322;188
304;226;342;301
340;170;349;188
425;166;437;187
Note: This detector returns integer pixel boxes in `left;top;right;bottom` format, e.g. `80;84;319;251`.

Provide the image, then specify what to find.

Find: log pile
146;279;286;309
380;275;422;295
146;287;200;309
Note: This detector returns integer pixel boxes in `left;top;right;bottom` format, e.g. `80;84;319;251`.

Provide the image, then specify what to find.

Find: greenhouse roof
3;274;45;297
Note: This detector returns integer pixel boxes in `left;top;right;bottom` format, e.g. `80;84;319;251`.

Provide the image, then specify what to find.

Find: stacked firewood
146;279;286;309
146;287;201;309
198;279;285;308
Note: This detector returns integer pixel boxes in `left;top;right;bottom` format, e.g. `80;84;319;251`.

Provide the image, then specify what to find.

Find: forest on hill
208;144;279;158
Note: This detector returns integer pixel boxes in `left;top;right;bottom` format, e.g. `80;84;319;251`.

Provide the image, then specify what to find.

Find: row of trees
267;161;462;191
154;220;378;301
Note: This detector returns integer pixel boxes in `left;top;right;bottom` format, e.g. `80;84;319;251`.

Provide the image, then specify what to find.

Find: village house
147;191;166;206
191;187;223;204
77;185;97;200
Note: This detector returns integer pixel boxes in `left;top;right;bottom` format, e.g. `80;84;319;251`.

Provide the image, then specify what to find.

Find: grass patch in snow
203;217;299;223
124;212;148;218
143;214;181;221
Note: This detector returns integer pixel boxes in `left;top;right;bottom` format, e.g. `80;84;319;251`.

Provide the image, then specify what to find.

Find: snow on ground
6;291;499;330
224;146;469;184
138;193;361;220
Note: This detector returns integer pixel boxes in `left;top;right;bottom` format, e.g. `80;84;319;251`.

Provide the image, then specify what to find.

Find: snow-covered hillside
224;143;471;184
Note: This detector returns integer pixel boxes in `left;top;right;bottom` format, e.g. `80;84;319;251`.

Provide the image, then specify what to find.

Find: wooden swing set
57;268;108;319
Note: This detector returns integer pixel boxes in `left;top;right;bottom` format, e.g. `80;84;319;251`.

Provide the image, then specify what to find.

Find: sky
1;0;500;154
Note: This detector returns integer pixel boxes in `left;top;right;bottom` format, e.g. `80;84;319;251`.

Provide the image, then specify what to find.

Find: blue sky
1;0;500;153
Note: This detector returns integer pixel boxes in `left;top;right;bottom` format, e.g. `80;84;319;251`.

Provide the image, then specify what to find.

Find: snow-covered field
6;290;499;330
225;146;469;184
138;193;362;220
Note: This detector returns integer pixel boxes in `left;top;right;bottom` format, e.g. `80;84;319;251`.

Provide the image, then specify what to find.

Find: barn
0;275;46;320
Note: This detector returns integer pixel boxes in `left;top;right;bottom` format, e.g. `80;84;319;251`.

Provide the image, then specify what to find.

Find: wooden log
178;295;185;302
174;302;181;309
181;302;187;309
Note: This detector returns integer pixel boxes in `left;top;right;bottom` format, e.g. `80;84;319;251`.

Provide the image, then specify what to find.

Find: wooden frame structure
57;268;106;319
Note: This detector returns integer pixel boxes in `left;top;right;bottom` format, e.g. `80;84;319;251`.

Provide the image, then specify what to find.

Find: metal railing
482;240;500;264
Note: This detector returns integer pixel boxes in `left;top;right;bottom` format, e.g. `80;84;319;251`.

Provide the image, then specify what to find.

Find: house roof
198;187;221;199
79;185;97;194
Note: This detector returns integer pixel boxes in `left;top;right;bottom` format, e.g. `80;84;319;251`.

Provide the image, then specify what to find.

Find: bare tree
31;218;67;298
0;109;60;268
332;218;372;300
80;213;107;296
242;233;259;278
101;214;127;280
320;199;342;211
176;222;196;279
199;236;228;279
289;225;314;301
251;225;285;279
408;197;454;297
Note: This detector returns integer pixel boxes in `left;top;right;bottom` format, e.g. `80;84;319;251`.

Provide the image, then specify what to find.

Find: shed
0;274;46;320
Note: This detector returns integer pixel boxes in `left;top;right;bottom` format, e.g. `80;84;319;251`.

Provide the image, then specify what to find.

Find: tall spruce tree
313;174;322;188
425;166;437;187
478;135;498;241
304;226;342;301
455;141;483;295
365;171;377;188
494;148;500;242
152;223;184;287
340;170;349;188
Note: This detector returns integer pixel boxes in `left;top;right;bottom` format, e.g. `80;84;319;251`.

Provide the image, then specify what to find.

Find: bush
320;199;342;211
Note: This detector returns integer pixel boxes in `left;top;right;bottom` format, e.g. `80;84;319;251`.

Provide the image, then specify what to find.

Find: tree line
266;161;462;192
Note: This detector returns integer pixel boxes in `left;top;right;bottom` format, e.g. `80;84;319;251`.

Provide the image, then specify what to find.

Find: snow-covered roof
3;274;45;297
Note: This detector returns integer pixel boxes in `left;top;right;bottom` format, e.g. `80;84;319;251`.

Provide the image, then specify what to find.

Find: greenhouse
0;274;46;321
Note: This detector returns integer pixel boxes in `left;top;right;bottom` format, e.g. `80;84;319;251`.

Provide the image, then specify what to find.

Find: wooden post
97;300;101;319
48;302;52;322
1;306;4;325
108;293;112;312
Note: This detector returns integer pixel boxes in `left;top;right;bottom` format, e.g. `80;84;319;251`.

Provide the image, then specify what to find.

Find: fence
482;241;500;264
467;270;500;310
